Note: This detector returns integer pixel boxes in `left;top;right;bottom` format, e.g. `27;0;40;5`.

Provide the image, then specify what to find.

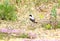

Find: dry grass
0;0;60;41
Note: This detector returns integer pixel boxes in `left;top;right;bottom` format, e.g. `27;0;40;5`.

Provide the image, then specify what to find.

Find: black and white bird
29;15;37;23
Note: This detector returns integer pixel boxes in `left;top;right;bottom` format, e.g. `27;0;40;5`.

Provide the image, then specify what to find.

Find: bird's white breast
29;16;35;20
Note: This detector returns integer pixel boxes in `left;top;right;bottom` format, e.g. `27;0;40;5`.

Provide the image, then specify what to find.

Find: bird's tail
34;21;38;23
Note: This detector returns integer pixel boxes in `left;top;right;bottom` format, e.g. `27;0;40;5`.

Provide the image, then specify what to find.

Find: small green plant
39;14;44;19
11;33;28;38
57;24;60;28
45;24;52;29
0;33;7;39
50;6;57;29
58;0;60;8
57;21;60;28
19;34;28;38
51;6;57;18
0;0;17;21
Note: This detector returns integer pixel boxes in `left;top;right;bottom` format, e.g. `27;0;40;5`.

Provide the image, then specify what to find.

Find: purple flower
28;32;37;39
12;29;20;34
0;28;8;33
0;28;25;36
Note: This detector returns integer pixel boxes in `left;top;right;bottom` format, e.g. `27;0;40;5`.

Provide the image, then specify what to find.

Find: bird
29;15;37;23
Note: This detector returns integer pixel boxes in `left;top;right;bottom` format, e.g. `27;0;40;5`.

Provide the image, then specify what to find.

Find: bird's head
29;15;32;17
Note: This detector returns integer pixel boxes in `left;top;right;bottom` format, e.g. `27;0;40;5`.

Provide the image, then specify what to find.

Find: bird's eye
29;15;32;16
